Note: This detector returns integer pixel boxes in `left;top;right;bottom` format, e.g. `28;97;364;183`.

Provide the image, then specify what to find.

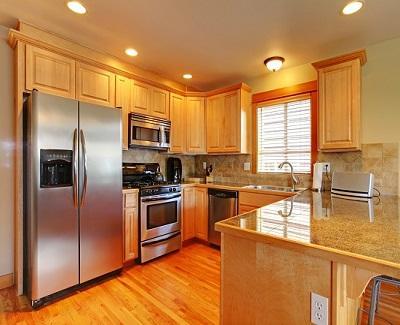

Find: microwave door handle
159;126;165;146
73;128;78;208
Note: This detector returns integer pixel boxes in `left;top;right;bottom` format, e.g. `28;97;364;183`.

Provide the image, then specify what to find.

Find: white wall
0;25;15;277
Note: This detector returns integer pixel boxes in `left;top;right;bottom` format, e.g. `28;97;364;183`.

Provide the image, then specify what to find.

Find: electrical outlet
203;162;207;170
243;162;251;171
311;292;328;325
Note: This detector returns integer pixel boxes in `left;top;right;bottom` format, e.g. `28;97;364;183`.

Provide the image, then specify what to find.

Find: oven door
140;193;181;241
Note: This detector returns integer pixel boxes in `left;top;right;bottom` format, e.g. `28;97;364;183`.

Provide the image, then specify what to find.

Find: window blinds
257;97;311;173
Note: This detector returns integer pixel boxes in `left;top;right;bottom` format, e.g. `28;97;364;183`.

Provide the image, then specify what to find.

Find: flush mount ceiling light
342;0;364;15
264;56;285;72
125;48;138;57
182;74;193;79
67;1;87;14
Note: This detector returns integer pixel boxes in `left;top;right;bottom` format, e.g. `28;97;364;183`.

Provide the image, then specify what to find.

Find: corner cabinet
169;93;186;153
123;190;139;262
186;97;206;154
313;51;366;152
206;86;252;153
182;187;208;241
26;44;76;99
76;62;116;107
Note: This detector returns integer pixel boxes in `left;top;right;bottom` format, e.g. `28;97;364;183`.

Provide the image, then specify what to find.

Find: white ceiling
1;0;400;90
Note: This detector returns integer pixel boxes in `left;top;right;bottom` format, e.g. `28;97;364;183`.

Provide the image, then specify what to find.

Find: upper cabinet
169;93;186;153
76;62;116;107
313;50;366;152
131;81;170;119
186;97;206;154
206;86;252;153
116;75;132;150
26;45;76;99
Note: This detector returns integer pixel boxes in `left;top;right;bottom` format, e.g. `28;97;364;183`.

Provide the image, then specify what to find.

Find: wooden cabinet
239;191;289;214
151;87;170;119
76;62;115;107
312;51;366;152
186;97;206;154
206;87;251;153
123;191;139;262
116;75;132;150
131;81;169;118
169;93;186;153
194;188;208;241
26;44;76;98
182;187;208;241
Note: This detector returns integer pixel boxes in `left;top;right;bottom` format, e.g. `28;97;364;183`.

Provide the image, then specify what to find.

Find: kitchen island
215;190;400;324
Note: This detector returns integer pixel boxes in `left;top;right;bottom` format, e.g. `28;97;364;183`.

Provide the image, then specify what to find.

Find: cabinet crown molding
312;49;367;70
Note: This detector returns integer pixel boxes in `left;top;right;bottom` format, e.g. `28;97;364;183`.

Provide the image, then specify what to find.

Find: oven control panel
141;185;181;197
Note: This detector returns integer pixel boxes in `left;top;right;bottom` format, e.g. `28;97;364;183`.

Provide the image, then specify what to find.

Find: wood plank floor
0;243;220;325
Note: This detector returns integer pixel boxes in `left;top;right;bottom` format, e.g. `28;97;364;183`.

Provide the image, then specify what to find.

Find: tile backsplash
123;148;195;179
194;143;399;196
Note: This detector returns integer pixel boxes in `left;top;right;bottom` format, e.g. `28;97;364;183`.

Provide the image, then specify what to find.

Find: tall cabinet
312;50;367;152
186;97;206;154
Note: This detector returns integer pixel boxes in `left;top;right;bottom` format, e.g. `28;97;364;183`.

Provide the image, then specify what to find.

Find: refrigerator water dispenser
40;149;73;188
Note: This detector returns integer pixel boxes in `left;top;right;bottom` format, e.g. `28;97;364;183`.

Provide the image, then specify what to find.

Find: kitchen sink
242;184;307;193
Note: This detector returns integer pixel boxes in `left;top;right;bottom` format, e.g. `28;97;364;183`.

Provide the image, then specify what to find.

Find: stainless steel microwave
129;113;171;150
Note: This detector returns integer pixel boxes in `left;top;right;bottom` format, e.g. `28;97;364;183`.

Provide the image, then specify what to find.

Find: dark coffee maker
166;157;182;184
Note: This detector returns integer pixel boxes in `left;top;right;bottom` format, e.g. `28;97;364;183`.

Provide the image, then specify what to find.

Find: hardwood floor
0;243;220;325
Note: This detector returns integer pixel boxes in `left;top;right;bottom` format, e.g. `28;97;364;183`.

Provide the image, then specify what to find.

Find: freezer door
79;102;123;283
28;91;79;300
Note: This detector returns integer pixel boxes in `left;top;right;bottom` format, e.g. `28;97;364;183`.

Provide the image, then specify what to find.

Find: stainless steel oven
140;186;181;262
129;113;171;150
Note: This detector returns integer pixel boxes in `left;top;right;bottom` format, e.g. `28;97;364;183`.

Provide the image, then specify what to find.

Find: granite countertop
216;190;400;275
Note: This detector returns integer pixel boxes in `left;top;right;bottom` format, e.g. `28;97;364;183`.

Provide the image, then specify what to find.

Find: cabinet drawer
124;192;138;208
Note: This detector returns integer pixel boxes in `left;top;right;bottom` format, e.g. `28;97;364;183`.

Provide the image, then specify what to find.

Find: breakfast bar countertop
216;190;400;277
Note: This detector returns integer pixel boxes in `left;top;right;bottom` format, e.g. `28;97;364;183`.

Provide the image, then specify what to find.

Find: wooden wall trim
312;49;367;69
252;80;317;104
0;273;14;290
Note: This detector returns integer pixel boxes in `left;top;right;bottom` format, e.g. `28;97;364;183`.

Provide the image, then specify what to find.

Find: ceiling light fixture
125;48;138;57
67;1;87;14
342;1;364;15
183;74;192;79
264;56;285;72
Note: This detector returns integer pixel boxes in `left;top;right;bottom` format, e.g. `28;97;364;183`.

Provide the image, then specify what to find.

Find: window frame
252;81;318;175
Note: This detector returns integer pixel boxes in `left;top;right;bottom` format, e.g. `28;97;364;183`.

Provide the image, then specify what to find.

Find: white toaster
331;172;374;198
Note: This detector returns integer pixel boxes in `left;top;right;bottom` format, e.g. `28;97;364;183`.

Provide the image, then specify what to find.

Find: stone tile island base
219;233;378;324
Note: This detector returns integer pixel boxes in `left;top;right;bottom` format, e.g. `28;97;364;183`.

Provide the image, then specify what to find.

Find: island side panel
221;233;332;325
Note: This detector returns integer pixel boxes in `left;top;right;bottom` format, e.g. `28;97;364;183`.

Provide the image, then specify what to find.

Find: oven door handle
141;232;181;247
141;194;181;202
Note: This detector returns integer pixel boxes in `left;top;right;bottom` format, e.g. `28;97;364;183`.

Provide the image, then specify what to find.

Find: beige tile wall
194;143;399;196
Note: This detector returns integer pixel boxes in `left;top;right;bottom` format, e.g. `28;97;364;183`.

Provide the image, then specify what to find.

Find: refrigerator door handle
73;128;78;207
80;129;88;207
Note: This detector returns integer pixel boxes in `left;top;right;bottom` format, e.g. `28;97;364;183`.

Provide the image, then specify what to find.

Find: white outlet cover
203;162;207;170
244;162;251;171
311;292;328;325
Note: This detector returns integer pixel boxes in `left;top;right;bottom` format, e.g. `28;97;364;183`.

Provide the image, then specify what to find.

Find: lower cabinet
182;187;208;241
239;191;290;214
123;190;139;262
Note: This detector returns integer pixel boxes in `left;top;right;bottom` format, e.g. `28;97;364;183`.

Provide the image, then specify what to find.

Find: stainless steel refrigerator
24;90;123;307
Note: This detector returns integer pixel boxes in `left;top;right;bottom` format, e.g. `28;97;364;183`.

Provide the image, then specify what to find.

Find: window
256;95;312;174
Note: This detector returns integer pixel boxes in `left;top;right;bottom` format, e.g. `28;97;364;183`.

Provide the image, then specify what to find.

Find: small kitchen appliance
331;172;374;198
312;162;330;192
166;157;182;184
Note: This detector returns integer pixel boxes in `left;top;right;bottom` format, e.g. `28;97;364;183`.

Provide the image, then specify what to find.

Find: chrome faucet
278;161;300;191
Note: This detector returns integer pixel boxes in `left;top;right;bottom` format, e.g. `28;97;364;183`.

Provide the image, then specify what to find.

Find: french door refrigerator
24;90;123;307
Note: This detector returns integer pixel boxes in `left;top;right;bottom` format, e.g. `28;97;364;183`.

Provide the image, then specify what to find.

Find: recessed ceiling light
342;1;364;15
183;74;192;79
264;56;285;72
67;1;87;14
125;48;138;57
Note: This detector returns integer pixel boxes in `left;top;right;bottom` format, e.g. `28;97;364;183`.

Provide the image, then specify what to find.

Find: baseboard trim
0;273;14;290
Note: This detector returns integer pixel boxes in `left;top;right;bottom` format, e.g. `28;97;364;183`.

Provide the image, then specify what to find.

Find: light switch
244;162;251;171
203;162;207;170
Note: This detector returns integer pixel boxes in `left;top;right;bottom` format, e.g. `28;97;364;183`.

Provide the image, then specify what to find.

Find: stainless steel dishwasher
208;189;238;246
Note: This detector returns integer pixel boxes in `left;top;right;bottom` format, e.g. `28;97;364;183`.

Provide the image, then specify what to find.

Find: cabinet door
116;75;132;150
123;207;138;262
194;188;208;241
206;95;224;152
182;187;196;240
26;45;76;98
151;87;170;119
76;62;115;107
318;59;361;151
186;97;206;153
222;90;241;152
170;93;186;153
131;81;152;115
